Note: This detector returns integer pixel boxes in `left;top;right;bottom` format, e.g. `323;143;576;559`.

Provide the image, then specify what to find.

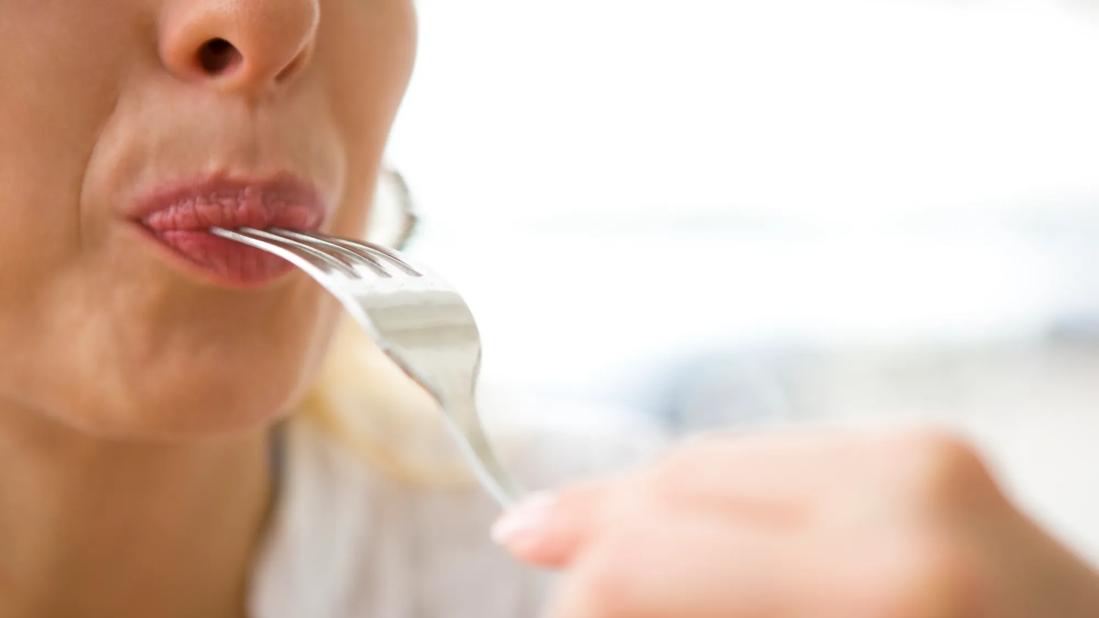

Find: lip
129;174;326;287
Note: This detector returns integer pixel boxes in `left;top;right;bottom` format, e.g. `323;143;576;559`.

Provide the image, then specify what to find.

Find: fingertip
492;491;559;542
493;479;617;567
491;491;564;562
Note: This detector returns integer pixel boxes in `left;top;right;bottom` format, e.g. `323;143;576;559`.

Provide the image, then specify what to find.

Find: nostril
197;38;242;75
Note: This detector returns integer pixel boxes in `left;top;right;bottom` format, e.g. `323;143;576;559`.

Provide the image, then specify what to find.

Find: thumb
490;479;614;568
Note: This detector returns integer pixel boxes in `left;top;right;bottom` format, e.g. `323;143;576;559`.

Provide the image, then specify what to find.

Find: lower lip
135;225;294;287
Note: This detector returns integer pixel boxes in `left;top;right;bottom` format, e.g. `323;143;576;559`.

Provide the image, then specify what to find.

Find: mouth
130;174;326;287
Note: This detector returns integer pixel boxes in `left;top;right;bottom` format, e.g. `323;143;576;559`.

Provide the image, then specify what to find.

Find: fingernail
491;491;559;547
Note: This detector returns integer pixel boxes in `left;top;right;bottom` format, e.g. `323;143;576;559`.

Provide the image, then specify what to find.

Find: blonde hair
298;299;476;488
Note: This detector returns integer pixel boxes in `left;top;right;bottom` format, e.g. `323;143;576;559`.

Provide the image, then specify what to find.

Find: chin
49;376;298;442
53;368;311;443
50;324;337;443
3;249;343;442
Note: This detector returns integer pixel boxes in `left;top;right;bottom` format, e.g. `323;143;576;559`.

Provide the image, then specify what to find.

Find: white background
387;0;1099;561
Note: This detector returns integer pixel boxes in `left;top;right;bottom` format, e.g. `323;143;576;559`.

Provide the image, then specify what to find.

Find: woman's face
0;0;416;438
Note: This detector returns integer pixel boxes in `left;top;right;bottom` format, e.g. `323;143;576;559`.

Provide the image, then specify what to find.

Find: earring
369;165;420;250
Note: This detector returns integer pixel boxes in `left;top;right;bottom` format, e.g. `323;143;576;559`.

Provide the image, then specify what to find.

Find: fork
209;226;522;508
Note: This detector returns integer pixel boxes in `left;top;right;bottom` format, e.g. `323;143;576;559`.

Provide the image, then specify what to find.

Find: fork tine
355;240;423;277
288;229;422;277
267;228;392;278
210;227;357;279
354;241;422;277
237;227;363;278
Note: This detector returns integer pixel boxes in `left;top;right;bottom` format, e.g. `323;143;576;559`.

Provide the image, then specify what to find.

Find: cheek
0;3;132;240
0;6;136;417
319;0;417;234
0;5;132;321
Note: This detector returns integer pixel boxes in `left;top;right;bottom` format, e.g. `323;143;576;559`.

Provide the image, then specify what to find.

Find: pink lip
131;174;326;287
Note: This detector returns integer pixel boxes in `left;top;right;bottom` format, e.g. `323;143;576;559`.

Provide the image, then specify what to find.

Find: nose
159;0;320;95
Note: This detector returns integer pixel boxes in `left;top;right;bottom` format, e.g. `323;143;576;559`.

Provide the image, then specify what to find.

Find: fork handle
440;398;525;509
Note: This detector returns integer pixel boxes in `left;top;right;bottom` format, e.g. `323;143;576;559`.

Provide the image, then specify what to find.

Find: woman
1;0;1097;616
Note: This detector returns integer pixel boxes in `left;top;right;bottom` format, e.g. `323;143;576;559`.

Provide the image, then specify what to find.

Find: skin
0;0;415;616
2;2;1097;617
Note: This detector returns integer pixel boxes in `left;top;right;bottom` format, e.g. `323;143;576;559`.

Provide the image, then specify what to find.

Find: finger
544;511;978;618
637;426;988;521
492;478;617;568
494;430;895;569
544;514;801;618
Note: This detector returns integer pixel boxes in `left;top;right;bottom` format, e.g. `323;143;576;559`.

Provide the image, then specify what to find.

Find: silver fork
210;226;522;508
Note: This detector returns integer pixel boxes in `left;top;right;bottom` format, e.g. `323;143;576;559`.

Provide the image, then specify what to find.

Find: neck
0;403;274;618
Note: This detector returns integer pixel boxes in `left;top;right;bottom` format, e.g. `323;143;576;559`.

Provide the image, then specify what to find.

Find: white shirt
247;419;550;618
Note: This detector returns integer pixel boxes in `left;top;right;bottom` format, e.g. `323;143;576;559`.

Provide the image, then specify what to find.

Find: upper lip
132;173;326;233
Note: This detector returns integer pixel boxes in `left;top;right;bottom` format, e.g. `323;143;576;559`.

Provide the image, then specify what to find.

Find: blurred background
385;0;1099;562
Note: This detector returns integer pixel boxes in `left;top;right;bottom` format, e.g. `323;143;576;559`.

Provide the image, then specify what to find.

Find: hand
492;428;1099;617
